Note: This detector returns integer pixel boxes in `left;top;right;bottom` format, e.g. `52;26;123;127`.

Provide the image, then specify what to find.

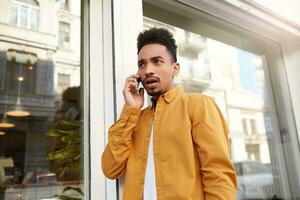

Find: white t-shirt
143;124;157;200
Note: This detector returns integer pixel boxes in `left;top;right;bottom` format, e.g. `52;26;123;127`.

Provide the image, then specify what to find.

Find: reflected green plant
47;119;83;200
54;186;84;200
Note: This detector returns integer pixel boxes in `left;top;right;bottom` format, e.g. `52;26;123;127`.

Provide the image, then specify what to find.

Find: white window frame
82;0;117;199
88;0;143;199
88;0;139;199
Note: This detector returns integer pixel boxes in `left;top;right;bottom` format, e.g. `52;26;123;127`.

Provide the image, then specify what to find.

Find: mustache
142;76;160;84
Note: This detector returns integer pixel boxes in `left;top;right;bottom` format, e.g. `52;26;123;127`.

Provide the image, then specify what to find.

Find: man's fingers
129;74;139;78
126;74;139;81
125;76;139;91
124;82;138;94
126;74;140;83
122;75;144;108
126;81;137;88
123;74;141;95
126;78;137;84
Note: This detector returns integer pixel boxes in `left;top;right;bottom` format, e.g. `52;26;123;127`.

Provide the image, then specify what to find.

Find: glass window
9;3;18;25
238;50;259;93
242;118;257;136
143;2;292;199
59;0;69;10
0;1;83;199
30;8;38;29
10;0;39;30
20;5;29;28
6;54;36;94
59;22;71;49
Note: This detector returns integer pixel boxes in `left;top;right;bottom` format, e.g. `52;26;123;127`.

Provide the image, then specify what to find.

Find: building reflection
0;0;81;199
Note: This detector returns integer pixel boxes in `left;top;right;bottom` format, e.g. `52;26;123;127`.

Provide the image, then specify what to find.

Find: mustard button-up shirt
102;87;237;200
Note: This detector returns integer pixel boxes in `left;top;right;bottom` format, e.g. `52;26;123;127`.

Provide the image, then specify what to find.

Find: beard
142;76;162;97
145;88;163;97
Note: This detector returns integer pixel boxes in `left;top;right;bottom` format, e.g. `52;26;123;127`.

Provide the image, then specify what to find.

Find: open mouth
144;77;159;88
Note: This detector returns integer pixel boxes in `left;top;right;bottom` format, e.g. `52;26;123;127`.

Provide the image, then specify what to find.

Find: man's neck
151;96;159;109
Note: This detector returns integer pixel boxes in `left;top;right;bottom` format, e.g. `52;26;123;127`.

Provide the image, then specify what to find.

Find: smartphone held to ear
137;76;143;88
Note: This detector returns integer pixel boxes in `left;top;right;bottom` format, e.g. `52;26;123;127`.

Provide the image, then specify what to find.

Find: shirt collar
151;87;183;106
163;87;183;103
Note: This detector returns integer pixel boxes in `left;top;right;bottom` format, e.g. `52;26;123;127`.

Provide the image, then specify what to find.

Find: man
102;28;237;200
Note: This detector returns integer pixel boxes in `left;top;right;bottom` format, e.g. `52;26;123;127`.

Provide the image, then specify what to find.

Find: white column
90;0;144;199
112;0;144;198
89;0;115;199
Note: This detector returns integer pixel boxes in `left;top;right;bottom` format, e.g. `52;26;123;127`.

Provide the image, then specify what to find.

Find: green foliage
47;120;81;165
47;119;83;199
54;186;84;200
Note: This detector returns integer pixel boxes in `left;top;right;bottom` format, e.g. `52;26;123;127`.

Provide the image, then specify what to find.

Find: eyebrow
138;56;164;66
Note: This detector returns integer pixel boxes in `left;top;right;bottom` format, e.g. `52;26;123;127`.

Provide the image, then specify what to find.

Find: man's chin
146;88;162;97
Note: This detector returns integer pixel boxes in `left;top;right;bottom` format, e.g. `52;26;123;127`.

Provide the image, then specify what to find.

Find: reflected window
58;0;69;10
6;61;36;94
242;118;257;136
0;1;83;199
9;0;39;29
246;144;260;160
5;51;36;94
58;22;71;49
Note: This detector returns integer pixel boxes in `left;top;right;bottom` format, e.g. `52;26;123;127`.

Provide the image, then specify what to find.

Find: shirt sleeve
101;104;141;179
189;95;237;199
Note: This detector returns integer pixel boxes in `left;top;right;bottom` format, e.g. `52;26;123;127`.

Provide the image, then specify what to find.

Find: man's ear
172;62;180;76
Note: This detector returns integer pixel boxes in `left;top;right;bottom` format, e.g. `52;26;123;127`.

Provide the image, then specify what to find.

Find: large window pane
143;2;292;199
59;22;71;49
9;3;18;25
30;8;38;29
0;1;83;199
20;5;28;28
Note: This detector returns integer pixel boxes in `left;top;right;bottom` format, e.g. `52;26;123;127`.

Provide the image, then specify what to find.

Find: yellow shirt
102;87;237;200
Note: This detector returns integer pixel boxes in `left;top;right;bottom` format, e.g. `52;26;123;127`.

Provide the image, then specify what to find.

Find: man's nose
144;63;155;76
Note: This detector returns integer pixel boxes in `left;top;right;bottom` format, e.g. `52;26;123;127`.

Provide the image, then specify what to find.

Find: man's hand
123;74;144;109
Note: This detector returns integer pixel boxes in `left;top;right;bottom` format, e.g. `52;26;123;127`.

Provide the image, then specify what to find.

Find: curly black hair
137;28;177;62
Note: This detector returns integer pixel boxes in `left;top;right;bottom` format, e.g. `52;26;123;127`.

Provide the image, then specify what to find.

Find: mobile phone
136;76;143;95
137;77;142;89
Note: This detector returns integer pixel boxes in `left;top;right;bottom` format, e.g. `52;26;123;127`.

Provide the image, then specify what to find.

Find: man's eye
154;59;162;64
138;63;144;68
